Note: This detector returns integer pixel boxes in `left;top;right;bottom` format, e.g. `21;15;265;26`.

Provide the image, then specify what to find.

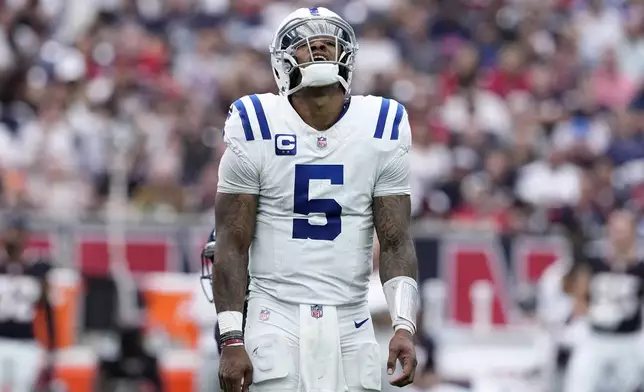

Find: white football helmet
269;7;358;96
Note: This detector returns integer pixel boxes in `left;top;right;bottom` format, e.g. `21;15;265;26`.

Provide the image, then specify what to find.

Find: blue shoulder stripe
232;99;254;141
373;98;391;139
249;95;272;140
391;103;404;140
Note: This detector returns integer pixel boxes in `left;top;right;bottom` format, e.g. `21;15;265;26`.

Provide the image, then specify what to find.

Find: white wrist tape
383;276;419;335
218;311;244;334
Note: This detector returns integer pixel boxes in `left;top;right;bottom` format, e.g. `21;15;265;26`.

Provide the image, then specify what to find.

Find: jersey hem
216;187;260;195
248;287;368;308
373;189;412;197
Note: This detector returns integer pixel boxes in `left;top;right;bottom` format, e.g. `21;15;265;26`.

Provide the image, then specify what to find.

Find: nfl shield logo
317;136;327;149
310;305;323;319
259;308;270;321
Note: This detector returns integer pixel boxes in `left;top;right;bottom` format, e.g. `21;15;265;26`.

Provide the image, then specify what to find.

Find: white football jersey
217;93;411;306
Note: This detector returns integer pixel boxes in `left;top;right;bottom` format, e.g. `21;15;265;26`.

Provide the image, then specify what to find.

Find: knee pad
356;342;381;391
245;334;293;386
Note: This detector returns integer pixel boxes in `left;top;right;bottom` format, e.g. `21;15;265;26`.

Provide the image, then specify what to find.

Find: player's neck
290;85;346;131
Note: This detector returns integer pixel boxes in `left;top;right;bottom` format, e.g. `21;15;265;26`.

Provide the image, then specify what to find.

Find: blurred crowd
0;0;642;234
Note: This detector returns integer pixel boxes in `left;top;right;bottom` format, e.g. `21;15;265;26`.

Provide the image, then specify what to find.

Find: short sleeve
373;105;412;197
217;103;261;195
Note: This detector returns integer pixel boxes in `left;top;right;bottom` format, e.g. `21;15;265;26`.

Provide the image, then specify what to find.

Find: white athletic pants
244;294;382;392
0;338;43;392
563;331;644;392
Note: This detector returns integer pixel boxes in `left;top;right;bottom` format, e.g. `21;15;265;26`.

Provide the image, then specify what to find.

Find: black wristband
219;330;244;345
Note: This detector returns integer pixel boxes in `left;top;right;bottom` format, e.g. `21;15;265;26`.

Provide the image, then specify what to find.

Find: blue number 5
292;164;344;241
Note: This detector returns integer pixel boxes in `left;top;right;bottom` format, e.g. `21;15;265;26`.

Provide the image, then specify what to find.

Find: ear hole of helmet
289;68;303;89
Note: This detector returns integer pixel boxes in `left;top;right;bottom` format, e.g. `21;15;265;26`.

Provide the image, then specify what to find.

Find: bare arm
571;265;590;317
374;194;419;386
373;195;418;283
212;192;258;313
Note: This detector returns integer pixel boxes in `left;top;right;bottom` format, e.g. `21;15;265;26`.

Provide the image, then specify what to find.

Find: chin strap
286;63;349;96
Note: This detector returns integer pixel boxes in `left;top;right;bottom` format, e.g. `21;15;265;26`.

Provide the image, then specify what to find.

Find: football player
0;216;56;392
564;209;644;392
210;6;419;392
536;259;589;392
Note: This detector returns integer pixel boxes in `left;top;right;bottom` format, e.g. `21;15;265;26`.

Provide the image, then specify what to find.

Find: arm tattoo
212;192;258;313
373;195;418;283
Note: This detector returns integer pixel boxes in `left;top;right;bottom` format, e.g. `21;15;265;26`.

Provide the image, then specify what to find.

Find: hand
219;345;253;392
386;329;417;387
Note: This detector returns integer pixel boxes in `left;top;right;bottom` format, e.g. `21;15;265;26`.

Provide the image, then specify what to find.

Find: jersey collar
285;96;352;133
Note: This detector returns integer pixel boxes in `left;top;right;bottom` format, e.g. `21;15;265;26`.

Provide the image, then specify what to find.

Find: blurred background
0;0;643;390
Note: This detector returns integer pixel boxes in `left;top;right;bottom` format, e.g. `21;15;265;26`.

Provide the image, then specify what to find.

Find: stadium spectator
0;0;641;230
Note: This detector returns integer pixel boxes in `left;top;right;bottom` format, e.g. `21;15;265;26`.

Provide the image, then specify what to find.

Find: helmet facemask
271;16;358;96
